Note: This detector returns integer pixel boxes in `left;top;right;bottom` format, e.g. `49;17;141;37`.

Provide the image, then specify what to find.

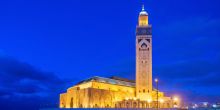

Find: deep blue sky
0;0;220;109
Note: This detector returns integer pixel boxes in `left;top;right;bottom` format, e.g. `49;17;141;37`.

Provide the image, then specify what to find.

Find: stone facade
60;77;177;108
60;77;135;108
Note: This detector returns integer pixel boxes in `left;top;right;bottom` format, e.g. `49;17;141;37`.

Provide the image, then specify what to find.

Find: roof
139;10;148;16
76;76;135;87
139;4;148;16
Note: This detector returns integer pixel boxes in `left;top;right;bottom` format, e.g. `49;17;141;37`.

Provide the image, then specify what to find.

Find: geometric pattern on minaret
135;5;153;100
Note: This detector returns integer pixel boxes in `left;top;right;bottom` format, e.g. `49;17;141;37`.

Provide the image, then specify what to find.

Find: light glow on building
59;5;180;108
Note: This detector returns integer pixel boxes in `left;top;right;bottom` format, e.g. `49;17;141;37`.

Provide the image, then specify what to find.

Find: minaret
136;5;152;100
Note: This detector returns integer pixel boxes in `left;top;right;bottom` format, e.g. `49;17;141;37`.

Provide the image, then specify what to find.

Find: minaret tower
136;5;152;100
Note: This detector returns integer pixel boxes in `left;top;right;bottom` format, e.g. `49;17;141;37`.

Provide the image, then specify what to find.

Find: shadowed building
60;5;180;108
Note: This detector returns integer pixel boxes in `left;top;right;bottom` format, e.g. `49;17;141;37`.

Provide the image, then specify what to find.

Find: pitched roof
76;76;135;87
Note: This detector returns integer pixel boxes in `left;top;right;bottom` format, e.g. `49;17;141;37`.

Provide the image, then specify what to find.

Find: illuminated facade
60;5;180;108
136;5;152;100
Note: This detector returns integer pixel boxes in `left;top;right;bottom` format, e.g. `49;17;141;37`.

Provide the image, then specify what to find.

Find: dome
140;10;148;16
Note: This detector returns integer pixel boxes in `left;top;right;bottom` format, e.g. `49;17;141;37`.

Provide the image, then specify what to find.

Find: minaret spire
139;4;148;16
142;4;145;11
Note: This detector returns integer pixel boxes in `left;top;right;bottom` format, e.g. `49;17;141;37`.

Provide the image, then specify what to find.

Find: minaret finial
142;4;145;11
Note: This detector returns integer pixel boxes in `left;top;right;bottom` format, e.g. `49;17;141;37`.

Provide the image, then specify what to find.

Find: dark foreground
39;108;220;110
39;109;177;110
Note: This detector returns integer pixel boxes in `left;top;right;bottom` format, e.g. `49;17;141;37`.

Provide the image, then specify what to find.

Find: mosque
60;5;180;108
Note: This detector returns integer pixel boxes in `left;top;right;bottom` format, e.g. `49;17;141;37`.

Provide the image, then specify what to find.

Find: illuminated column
136;5;152;100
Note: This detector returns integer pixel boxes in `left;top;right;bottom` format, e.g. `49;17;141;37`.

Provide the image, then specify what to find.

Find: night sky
0;0;220;109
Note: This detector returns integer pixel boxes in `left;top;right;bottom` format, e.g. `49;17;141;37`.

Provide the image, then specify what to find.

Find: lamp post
173;96;179;108
155;78;159;110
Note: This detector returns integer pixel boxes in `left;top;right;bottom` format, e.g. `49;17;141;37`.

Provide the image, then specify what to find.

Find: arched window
94;104;98;108
139;102;142;108
167;103;170;108
126;102;129;108
62;103;64;108
133;102;137;108
142;102;145;108
79;104;83;108
70;98;73;108
106;104;110;108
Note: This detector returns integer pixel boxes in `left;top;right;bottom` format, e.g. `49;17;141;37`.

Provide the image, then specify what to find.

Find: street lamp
172;96;180;108
154;78;159;110
173;97;178;102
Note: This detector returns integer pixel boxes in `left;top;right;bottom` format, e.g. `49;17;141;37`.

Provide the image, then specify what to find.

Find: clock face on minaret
136;5;153;100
